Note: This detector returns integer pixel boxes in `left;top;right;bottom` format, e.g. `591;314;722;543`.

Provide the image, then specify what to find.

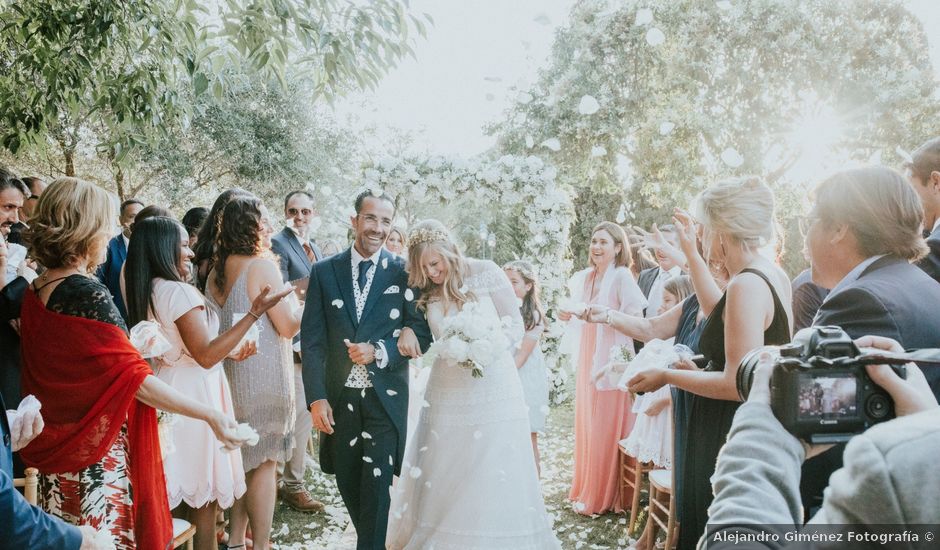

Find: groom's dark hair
354;189;396;216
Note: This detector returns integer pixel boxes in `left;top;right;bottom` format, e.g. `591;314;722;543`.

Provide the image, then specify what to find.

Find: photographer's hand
855;335;939;417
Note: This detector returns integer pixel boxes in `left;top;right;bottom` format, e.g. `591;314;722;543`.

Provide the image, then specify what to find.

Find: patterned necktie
302;241;316;263
357;259;373;291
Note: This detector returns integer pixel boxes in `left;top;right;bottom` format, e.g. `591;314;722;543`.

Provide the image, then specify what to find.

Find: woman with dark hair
181;207;210;245
193;189;248;292
124;216;291;550
206;194;304;550
559;221;647;515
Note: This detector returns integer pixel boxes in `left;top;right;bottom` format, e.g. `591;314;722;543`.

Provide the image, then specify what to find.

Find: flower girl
504;260;550;476
620;275;693;469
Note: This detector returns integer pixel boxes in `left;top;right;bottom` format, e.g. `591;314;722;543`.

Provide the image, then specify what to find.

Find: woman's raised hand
672;208;700;258
249;284;295;317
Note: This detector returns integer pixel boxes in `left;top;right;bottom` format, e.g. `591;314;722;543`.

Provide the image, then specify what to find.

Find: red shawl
19;289;172;550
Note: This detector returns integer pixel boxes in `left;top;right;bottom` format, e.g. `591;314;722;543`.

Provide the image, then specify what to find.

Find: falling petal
363;456;373;463
349;437;358;447
577;95;600;115
896;146;914;164
419;446;428;452
659;121;675;135
382;258;389;269
615;204;627;224
393;329;401;337
389;308;400;320
409;467;422;479
387;389;398;396
646;27;666;46
347;403;354;412
370;188;384;197
332;299;344;309
634;8;653;26
389;455;394;465
361;389;367;398
361;431;372;439
404;288;415;301
373;467;381;477
540;138;561;152
720;147;744;167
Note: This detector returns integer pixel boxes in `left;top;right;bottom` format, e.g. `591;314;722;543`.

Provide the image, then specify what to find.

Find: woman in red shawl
19;178;258;550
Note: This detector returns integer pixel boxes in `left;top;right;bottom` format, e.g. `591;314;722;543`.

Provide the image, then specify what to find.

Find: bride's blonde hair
406;219;473;312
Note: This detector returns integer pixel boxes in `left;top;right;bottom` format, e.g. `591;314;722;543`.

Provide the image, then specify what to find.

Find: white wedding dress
386;259;560;550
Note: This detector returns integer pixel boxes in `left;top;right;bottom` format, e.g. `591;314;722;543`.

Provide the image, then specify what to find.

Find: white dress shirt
344;247;388;388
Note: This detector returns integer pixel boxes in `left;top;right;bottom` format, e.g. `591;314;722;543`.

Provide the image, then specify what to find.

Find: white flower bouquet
429;301;509;378
156;410;178;458
592;343;637;390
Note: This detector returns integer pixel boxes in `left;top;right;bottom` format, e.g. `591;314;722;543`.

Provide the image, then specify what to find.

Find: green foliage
490;0;940;274
0;0;427;173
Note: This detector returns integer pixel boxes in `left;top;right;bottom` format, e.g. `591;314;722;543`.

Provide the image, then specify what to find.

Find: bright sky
333;0;940;159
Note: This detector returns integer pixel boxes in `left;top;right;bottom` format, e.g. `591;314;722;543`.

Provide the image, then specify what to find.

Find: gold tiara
408;227;450;247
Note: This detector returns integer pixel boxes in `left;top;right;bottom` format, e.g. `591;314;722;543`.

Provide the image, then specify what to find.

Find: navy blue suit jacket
300;248;431;475
271;227;323;283
916;224;940;284
0;276;27;408
95;234;128;320
1;394;82;549
813;255;940;397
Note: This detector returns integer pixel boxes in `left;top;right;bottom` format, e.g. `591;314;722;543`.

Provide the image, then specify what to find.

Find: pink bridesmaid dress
568;266;646;515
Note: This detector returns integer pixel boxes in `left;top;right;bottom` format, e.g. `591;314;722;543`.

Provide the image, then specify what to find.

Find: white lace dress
386;259;560;550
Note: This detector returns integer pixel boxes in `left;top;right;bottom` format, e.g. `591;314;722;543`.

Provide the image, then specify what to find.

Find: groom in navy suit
301;190;431;550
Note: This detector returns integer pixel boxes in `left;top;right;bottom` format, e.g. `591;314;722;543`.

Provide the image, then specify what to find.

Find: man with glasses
270;189;324;513
8;176;45;247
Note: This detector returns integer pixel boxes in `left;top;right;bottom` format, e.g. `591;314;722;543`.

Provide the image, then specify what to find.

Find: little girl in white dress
619;275;694;469
504;260;550;476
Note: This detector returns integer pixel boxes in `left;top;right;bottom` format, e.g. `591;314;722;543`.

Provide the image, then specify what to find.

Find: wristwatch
373;343;385;363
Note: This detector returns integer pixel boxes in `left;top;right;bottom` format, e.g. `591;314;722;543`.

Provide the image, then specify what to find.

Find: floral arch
359;154;577;402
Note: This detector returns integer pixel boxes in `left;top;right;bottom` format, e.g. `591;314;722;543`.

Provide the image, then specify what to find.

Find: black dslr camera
737;326;916;444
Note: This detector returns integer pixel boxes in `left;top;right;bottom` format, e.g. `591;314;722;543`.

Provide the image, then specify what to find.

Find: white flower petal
404;288;415;301
646;27;666;46
409;466;422;479
393;329;401;337
389;308;400;320
720;147;744;167
577;95;600;115
347;403;354;412
349;437;358;447
361;431;372;440
386;389;398;396
363;456;373;463
370;188;384;197
373;467;382;477
634;8;653;26
382;258;389;269
332;299;344;309
540;138;561;152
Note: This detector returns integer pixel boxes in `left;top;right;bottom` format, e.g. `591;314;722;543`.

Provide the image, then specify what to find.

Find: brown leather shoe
279;486;325;513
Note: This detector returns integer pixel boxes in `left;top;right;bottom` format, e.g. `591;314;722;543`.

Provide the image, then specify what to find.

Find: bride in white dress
386;220;560;550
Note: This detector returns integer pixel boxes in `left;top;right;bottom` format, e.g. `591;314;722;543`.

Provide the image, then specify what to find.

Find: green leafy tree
0;0;428;183
490;0;940;273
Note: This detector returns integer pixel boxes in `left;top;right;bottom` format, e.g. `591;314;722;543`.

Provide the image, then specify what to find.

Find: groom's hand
344;339;375;365
311;399;335;434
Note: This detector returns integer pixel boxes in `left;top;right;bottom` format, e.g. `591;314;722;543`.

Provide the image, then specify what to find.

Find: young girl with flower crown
504;260;550;476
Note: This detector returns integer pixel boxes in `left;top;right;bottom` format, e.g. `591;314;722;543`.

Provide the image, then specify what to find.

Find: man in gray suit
703;335;940;549
271;189;324;512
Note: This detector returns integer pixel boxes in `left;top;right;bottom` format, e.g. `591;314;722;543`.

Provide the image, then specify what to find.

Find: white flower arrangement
429;301;510;378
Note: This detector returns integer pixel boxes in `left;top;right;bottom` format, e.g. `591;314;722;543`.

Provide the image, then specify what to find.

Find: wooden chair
647;469;679;550
13;467;39;505
172;518;196;550
619;442;653;535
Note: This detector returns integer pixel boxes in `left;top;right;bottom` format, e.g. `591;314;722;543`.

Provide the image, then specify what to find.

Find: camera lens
865;394;890;420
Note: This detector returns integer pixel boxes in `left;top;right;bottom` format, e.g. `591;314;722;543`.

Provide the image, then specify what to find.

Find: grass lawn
270;401;638;549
